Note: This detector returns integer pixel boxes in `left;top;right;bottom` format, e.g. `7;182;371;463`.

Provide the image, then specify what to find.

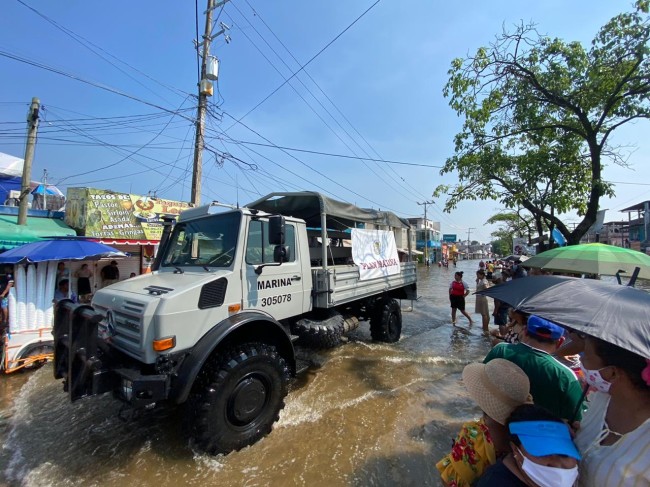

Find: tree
486;208;547;254
487;209;534;238
436;2;650;244
490;237;511;256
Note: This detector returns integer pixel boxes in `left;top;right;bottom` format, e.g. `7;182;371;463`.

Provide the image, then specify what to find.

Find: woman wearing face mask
476;404;580;487
574;336;650;486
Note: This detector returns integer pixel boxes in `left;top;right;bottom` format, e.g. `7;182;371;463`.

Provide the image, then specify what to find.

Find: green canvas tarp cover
0;215;76;250
247;192;411;231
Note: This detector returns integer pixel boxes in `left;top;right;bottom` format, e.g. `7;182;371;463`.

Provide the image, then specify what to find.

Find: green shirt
483;342;584;421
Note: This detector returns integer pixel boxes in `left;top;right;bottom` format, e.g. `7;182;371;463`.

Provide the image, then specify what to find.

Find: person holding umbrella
573;336;650;486
475;275;650;485
483;315;584;423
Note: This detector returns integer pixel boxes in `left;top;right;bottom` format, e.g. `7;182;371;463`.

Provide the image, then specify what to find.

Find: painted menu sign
65;188;191;240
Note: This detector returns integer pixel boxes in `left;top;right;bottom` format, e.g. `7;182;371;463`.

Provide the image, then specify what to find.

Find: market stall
0;238;126;373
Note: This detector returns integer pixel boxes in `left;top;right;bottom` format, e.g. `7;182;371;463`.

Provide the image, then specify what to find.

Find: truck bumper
53;300;169;408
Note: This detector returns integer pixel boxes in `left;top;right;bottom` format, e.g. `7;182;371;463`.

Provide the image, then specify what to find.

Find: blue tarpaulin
0;238;127;264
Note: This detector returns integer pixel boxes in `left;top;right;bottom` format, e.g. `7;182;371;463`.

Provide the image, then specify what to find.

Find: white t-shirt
574;391;650;487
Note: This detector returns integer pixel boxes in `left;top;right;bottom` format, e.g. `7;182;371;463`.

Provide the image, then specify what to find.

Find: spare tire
294;312;344;349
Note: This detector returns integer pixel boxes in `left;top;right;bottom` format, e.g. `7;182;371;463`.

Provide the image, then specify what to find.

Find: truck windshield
161;212;240;268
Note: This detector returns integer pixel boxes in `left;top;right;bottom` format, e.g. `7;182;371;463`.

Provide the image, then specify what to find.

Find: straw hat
462;358;533;425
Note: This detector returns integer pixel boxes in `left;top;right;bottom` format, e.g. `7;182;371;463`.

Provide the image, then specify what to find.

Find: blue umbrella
0;238;127;264
31;184;64;196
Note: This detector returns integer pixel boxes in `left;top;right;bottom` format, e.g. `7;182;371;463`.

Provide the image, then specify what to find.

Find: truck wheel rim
227;373;269;426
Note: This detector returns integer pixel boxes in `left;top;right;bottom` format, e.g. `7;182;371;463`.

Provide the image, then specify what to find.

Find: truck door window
246;221;295;265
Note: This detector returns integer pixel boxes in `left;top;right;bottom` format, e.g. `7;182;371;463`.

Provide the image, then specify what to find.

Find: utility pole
191;0;230;206
417;200;434;264
18;97;40;226
42;169;48;211
467;227;475;259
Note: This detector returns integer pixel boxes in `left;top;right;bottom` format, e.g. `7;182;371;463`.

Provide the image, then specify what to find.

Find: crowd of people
437;257;650;486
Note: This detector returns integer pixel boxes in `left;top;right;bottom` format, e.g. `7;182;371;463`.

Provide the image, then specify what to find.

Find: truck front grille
96;300;146;353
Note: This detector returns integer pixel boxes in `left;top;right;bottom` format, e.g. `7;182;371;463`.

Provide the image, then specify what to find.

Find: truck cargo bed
311;262;417;308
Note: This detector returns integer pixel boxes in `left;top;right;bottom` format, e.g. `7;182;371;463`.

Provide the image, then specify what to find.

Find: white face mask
580;364;611;393
518;449;579;487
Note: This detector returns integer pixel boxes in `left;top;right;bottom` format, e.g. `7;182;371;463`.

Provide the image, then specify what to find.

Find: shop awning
0;215;76;250
97;239;158;245
399;248;424;255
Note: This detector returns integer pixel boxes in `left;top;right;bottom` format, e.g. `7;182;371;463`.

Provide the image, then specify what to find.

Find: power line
15;0;190;101
48;98;192;184
0;49;197;122
242;0;431;202
225;5;415;201
216;136;442;168
228;0;382;126
219;111;413;214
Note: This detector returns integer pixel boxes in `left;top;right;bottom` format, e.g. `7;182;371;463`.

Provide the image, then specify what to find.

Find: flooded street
0;260;493;487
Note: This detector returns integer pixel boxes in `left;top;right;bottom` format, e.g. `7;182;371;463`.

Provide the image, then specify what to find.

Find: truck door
243;219;306;320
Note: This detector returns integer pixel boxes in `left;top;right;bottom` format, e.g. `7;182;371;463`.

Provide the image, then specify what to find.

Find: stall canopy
0;215;76;250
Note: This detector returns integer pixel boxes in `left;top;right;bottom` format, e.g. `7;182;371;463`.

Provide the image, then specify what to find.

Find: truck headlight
121;378;133;401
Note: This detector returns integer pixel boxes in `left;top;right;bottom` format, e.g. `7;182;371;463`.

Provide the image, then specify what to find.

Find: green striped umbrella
523;243;650;280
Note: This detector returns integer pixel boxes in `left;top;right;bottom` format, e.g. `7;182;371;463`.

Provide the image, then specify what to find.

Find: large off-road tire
294;313;343;349
188;343;290;455
370;298;402;343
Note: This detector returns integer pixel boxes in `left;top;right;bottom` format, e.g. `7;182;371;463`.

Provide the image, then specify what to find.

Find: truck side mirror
273;245;289;263
269;216;285;245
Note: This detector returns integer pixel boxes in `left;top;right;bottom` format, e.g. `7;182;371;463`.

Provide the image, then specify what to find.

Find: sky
1;0;649;243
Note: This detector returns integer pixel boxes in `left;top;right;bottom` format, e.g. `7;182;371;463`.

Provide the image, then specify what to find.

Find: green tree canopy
486;208;545;253
436;3;650;244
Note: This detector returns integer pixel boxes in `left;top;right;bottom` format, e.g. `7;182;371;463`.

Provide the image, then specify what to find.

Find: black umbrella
477;276;650;358
502;254;530;262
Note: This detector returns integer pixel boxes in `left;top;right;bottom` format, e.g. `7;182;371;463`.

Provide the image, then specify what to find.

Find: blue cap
509;421;581;460
527;315;564;340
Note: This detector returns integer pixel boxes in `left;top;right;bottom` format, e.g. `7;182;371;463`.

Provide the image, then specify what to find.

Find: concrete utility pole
417;200;434;263
466;227;475;258
18;97;40;226
191;0;230;206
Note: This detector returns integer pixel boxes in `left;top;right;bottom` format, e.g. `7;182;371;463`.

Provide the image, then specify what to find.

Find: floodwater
0;260;494;487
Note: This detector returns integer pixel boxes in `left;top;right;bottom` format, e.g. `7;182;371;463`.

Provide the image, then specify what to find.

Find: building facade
620;200;650;253
407;217;442;262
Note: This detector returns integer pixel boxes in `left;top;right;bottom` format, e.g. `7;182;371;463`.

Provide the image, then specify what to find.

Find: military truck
53;192;417;454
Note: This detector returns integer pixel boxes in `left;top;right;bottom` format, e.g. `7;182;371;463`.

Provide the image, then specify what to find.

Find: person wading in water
449;271;473;326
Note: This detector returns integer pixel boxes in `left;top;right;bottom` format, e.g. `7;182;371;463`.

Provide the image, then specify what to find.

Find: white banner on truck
351;228;400;281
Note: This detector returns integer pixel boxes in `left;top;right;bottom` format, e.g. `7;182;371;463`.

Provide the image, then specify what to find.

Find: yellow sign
65;188;191;240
